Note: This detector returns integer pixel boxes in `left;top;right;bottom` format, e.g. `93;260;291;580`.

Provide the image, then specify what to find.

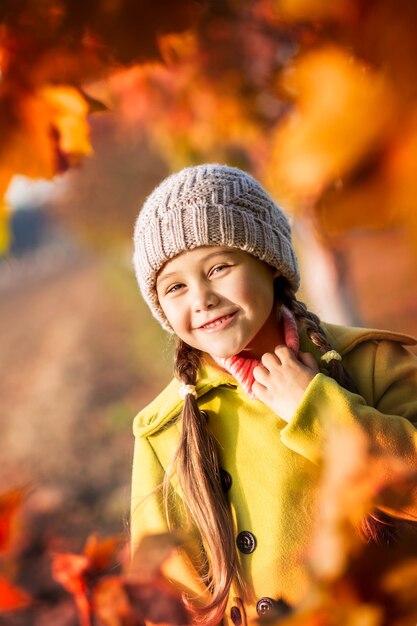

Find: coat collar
133;355;236;438
133;322;416;438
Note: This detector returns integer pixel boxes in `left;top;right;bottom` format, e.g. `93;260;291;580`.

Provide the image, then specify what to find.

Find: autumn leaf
126;533;192;625
272;0;359;22
265;45;397;209
52;533;124;626
0;576;30;613
93;576;143;626
41;86;92;158
0;489;24;554
130;532;185;582
83;533;124;574
51;552;91;626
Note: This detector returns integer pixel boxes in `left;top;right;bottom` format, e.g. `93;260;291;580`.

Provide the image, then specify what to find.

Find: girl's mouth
198;311;237;332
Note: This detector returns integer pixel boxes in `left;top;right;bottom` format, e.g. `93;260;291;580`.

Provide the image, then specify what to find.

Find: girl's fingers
274;345;292;360
261;352;280;369
253;364;270;384
252;380;267;397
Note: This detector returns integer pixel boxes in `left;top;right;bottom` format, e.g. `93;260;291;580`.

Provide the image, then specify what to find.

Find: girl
131;164;417;626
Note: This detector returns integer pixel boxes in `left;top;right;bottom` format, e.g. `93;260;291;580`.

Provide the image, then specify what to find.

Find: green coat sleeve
280;340;417;522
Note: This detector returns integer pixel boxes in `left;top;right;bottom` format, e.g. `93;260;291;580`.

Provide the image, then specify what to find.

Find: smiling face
156;246;284;359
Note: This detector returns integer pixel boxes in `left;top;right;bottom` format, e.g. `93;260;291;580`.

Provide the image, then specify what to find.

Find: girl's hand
252;346;319;423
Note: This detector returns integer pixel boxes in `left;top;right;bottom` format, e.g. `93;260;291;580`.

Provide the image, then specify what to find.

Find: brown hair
166;277;396;625
167;340;241;625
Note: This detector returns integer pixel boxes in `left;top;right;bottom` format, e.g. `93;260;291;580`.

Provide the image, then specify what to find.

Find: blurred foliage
1;422;417;625
2;0;417;252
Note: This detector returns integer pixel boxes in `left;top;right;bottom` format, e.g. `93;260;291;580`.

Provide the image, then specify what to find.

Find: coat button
236;530;256;554
230;606;242;626
256;597;274;616
220;469;232;492
256;598;292;618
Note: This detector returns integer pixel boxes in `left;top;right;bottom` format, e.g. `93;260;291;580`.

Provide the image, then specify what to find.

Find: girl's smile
156;246;284;358
196;310;238;332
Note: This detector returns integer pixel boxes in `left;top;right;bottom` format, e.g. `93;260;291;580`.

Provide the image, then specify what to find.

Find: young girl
131;164;417;626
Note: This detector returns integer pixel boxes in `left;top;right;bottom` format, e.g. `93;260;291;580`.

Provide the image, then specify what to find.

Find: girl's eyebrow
157;249;237;285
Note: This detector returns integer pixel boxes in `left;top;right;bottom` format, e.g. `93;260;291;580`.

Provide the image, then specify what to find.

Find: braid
279;282;359;394
275;277;398;546
165;339;238;625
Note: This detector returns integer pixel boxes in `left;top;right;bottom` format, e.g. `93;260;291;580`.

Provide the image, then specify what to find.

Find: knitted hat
133;163;300;331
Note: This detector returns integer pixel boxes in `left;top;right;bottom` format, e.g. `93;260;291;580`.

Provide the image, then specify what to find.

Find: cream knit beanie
133;163;300;331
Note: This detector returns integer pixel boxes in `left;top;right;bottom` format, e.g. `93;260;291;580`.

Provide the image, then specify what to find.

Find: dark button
236;531;256;554
230;606;242;626
220;468;232;492
256;597;274;616
256;598;292;619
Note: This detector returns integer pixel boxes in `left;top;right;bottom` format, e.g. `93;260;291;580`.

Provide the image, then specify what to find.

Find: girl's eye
166;283;184;295
210;264;229;276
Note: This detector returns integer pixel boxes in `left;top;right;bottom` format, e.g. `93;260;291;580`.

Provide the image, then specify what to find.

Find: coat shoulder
133;377;183;439
321;321;417;355
133;357;236;439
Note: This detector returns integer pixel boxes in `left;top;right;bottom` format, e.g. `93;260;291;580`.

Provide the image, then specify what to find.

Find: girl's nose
191;284;219;312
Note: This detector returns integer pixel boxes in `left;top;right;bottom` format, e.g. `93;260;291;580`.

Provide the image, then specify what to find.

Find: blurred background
1;0;417;611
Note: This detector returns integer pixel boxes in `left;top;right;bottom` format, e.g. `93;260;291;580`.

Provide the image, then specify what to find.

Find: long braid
165;339;238;625
275;277;398;545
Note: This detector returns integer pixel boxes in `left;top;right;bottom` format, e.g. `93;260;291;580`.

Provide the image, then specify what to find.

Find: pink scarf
211;306;299;398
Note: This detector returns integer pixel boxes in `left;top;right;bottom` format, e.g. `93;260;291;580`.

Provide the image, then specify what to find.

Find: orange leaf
52;552;89;596
83;533;123;573
266;46;397;209
41;86;92;157
0;576;30;612
52;552;91;626
92;576;135;626
272;0;358;22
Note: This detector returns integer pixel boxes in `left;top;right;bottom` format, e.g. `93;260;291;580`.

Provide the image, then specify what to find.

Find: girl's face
156;246;282;359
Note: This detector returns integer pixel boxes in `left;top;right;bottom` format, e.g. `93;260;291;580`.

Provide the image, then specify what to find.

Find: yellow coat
131;322;417;624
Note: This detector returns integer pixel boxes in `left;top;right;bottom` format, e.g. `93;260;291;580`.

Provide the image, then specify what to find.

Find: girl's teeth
203;314;231;329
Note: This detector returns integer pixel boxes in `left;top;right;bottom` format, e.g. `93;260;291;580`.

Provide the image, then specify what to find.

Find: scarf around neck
211;306;300;398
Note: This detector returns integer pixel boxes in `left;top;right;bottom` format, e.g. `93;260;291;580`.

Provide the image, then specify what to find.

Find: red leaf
0;576;30;612
0;489;24;554
83;533;123;573
51;553;91;626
